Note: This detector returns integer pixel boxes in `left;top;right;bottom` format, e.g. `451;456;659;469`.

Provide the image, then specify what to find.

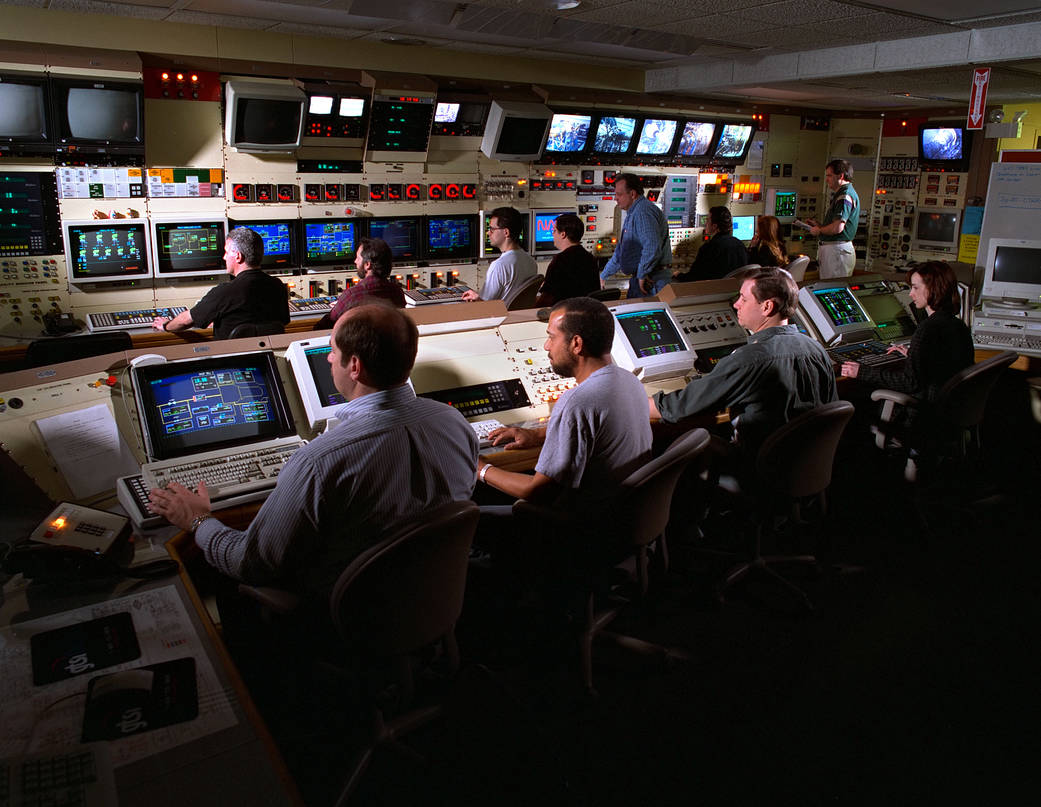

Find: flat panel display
64;219;150;285
592;116;636;154
544;114;591;153
368;216;421;261
635;119;677;155
301;218;364;267
133;351;296;461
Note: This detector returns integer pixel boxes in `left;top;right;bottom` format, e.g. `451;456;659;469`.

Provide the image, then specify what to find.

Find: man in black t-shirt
535;213;600;307
674;206;748;282
152;227;289;340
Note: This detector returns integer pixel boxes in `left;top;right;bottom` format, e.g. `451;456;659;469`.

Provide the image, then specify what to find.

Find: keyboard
470;418;504;449
828;340;906;368
142;436;306;500
288;297;337;318
87;307;187;333
0;744;117;807
404;285;472;306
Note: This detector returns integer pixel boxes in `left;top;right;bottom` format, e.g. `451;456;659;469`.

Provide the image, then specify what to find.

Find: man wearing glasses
599;173;673;298
461;206;537;302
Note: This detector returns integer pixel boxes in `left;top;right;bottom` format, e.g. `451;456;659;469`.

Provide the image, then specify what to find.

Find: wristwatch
189;513;214;533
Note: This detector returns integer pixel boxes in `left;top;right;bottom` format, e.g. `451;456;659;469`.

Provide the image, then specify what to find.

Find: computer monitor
851;283;917;341
368;216;422;262
980;238;1041;304
797;283;874;345
714;123;755;162
918;124;972;171
301;218;366;268
610;302;696;382
543;113;592;155
0;73;53;157
591;116;637;155
732;215;756;242
63;219;151;286
674;121;718;158
634;119;678;156
152;218;227;279
480;100;552;162
132;351;296;462
424;214;478;262
912;207;961;252
284;335;344;429
51;77;144;158
229;219;297;272
480;210;528;257
530;209;575;256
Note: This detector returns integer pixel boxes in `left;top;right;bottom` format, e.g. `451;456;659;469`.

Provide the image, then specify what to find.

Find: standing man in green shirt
807;159;859;279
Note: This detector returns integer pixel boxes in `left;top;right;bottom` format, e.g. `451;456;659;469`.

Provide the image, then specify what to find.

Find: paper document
34;404;139;499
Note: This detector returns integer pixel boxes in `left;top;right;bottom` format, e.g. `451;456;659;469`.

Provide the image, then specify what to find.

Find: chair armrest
869;388;918;407
237;584;301;615
869;389;919;451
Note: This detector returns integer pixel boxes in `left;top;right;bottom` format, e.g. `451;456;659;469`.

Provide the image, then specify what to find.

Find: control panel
670;302;748;374
499;319;578;406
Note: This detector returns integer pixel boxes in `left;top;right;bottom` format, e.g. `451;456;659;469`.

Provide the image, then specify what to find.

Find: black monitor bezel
0;73;54;156
50;76;145;152
153;219;227;277
367;215;424;262
230;218;299;271
423;214;479;262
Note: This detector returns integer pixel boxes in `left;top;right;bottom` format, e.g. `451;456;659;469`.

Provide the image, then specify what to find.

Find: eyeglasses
488;226;506;231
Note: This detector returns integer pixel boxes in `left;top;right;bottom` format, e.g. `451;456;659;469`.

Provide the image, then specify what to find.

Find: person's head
224;227;264;273
733;267;798;331
544;296;614;377
612;173;644;211
328;303;417;398
907;261;960;315
553;212;583;249
707;206;733;236
354;237;392;279
488;206;524;250
825;159;853;192
756;215;782;245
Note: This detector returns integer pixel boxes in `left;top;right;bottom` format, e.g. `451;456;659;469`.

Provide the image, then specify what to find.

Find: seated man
674;206;749;282
650;267;837;461
535;212;600;307
461;206;537;302
148;304;479;597
477;296;651;510
152;226;289;340
322;237;405;327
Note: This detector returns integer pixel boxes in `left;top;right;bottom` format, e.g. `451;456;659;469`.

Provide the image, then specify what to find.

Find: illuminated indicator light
52;516;67;529
161;72;170;81
191;74;199;83
176;73;184;81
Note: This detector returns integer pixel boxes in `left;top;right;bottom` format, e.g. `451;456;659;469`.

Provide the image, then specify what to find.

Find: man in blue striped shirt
148;304;479;597
599;173;673;298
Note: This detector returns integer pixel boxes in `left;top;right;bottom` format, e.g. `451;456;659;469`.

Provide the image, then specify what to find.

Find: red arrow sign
967;68;990;130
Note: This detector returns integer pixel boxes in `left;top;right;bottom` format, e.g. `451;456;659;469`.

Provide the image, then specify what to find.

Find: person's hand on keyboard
488;426;541;450
886;343;909;357
148;481;213;532
840;360;860;379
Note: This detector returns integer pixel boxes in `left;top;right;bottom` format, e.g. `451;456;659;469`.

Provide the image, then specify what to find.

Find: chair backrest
934;350;1017;429
723;263;761;279
786;255;811;282
329;500;479;657
228;321;286;339
588;288;622;302
756;401;855;499
610;428;712;547
504;274;544;310
24;331;132;369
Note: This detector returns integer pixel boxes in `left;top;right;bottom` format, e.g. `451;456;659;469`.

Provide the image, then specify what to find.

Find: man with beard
321;236;405;327
476;296;651;509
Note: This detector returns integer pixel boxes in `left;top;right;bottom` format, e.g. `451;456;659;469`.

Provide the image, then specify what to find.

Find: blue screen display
427;217;471;252
715;124;753;158
246;222;292;264
921;127;963;160
732;216;755;241
305;221;355;262
635;119;676;154
545;114;591;152
594;117;636;153
533;213;557;247
149;366;275;439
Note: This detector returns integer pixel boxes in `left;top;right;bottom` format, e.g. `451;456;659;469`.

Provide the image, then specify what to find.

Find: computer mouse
536;308;551;322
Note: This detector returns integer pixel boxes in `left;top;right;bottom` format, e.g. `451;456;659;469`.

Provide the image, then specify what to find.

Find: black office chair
513;428;712;694
503;274;544;311
227;321;286;339
715;401;855;611
588;288;622;302
24;331;133;369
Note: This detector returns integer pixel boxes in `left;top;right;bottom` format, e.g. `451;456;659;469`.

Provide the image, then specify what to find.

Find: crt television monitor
609;301;696;382
530;209;575;256
714;123;756;161
229;219;297;271
0;73;53;156
152;218;227;279
480;100;552;162
51;77;144;155
675;121;718;158
912;207;961;251
917;124;972;170
284;335;345;429
368;216;421;261
63;219;151;285
301;218;366;268
850;283;917;341
980;238;1041;304
132;350;297;462
732;215;756;242
592;116;637;155
424;214;478;262
797;282;873;345
634;119;678;155
224;78;306;152
543;113;592;154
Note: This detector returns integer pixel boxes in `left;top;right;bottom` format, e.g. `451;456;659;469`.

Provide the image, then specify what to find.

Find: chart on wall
976;161;1041;268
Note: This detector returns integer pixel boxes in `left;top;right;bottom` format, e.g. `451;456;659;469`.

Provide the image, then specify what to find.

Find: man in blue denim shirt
599;173;672;298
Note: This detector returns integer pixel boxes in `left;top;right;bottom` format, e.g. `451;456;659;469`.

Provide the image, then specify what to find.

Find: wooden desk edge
166;529;306;807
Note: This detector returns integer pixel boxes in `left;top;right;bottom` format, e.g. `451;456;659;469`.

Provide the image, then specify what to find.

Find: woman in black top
840;261;973;403
746;215;788;268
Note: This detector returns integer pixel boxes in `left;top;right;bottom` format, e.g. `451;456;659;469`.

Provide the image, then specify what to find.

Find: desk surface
0;538;302;807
